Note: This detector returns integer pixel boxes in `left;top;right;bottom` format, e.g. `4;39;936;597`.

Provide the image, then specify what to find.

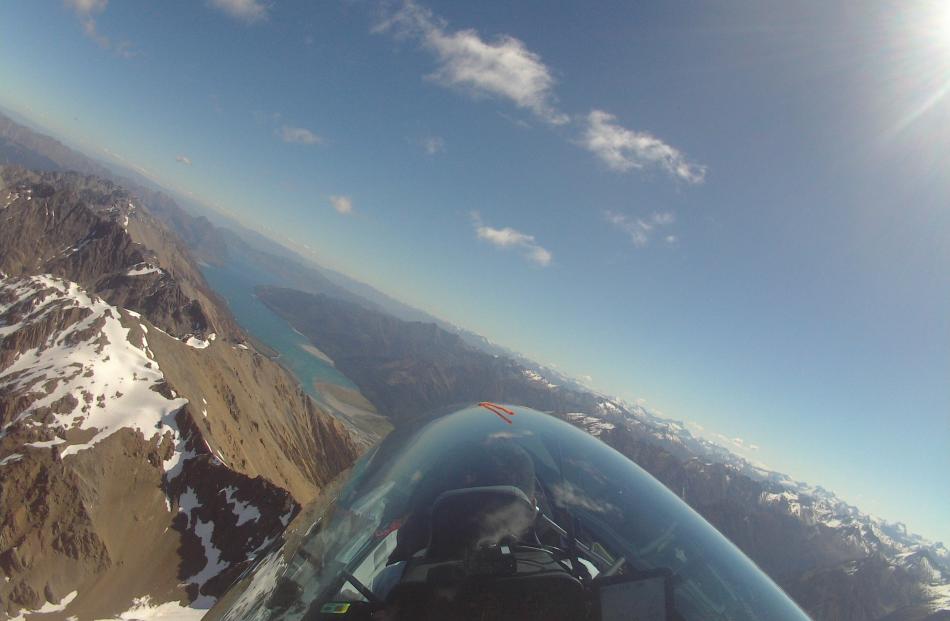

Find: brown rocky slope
0;168;357;620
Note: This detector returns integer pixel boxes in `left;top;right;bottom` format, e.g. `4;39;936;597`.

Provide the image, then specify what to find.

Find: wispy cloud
373;3;707;188
329;195;353;215
420;135;445;155
605;210;676;247
66;0;107;10
584;110;706;183
175;155;193;166
375;1;568;125
64;0;135;57
65;0;108;47
472;212;552;266
208;0;268;23
277;125;321;145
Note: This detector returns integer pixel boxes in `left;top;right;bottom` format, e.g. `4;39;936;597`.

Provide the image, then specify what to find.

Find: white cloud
472;213;552;266
375;1;567;125
583;110;705;183
64;0;137;57
65;0;107;13
175;155;193;166
329;195;353;215
374;3;709;194
605;210;676;247
112;39;136;58
277;125;321;145
80;16;110;49
208;0;268;23
421;135;445;155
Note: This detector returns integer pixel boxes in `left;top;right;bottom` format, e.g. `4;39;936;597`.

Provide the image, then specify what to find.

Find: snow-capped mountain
0;104;943;619
565;393;950;620
0;168;357;620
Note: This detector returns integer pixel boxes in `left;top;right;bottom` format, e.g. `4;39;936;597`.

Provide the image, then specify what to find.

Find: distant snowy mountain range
569;392;950;573
1;107;946;620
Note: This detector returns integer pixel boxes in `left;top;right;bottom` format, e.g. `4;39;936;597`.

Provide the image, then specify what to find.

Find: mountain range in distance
0;107;585;394
1;107;948;620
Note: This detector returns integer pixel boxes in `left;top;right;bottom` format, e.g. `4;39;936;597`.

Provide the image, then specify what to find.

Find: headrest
427;485;536;560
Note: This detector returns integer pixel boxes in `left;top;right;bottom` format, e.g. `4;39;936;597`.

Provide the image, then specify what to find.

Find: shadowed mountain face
256;286;617;425
257;285;950;621
0;169;357;619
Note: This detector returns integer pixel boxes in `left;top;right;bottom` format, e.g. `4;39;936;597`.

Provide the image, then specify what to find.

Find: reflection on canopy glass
207;405;811;621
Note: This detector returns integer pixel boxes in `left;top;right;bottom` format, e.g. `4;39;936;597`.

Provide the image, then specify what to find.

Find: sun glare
932;3;950;44
916;0;950;49
884;1;950;134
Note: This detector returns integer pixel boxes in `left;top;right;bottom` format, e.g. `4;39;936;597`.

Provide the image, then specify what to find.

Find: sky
1;0;948;544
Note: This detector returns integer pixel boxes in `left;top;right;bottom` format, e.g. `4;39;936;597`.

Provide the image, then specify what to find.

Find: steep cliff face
0;169;357;620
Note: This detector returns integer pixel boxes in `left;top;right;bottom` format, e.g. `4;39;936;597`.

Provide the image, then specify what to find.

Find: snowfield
185;333;216;349
0;275;188;461
93;596;210;621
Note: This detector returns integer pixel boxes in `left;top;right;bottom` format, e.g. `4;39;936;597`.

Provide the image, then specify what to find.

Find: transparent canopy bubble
207;405;811;621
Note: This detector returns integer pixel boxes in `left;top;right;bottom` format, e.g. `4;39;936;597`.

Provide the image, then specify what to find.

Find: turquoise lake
201;262;355;398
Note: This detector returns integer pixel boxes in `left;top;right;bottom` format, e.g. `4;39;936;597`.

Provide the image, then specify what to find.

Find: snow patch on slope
0;275;188;459
11;591;79;619
522;368;558;388
188;518;228;588
0;453;23;466
223;486;262;526
94;595;209;620
126;263;163;277
184;333;215;349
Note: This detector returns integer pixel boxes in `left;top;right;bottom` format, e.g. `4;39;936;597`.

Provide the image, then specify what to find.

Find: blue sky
1;0;948;544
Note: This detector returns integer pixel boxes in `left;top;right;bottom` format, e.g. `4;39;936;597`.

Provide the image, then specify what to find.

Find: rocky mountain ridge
0;168;357;620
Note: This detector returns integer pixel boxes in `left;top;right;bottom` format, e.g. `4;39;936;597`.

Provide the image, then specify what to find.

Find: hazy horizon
1;0;947;546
